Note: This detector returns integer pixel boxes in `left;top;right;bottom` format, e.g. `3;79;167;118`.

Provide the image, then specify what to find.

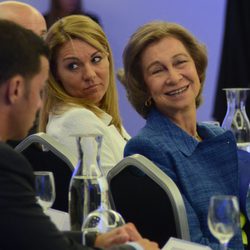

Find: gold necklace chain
194;132;202;142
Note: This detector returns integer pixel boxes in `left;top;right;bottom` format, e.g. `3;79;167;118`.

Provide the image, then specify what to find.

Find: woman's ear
6;75;25;104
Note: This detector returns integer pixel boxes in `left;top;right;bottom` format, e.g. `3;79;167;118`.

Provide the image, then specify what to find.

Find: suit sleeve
0;144;97;250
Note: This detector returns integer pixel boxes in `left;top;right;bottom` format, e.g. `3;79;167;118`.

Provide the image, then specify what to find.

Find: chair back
15;132;77;212
107;154;190;248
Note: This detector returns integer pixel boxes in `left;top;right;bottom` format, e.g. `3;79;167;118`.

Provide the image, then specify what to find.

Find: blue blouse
124;108;244;250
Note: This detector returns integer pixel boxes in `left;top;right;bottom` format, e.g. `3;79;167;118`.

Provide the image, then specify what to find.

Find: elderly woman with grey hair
121;21;244;250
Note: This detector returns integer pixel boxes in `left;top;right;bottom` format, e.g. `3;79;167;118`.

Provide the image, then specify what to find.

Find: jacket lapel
146;109;199;156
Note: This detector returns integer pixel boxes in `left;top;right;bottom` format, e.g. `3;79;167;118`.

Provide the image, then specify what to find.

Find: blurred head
45;0;84;28
122;21;207;118
39;15;122;132
0;1;47;37
52;0;82;13
0;20;49;141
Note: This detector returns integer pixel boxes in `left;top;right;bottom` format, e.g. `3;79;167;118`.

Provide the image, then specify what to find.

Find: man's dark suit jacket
0;142;134;250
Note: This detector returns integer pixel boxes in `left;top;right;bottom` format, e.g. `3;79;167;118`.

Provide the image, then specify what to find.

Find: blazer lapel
146;109;199;157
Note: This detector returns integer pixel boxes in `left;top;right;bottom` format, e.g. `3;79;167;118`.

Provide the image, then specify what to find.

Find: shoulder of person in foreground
0;146;143;250
0;142;34;180
0;146;87;250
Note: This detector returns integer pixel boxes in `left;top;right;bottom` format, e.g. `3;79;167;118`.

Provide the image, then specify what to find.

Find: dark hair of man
0;19;50;86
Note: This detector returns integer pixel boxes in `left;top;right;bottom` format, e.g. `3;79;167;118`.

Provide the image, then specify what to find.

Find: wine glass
207;195;240;250
34;171;56;213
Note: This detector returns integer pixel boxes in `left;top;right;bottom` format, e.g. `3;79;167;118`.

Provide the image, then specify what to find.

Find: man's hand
94;223;159;250
136;238;159;250
95;223;142;248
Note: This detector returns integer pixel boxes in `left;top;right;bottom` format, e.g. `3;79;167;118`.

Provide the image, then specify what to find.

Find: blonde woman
39;15;130;175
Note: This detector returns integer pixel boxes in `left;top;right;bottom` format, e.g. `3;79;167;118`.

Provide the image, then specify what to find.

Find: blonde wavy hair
122;21;208;119
39;15;122;133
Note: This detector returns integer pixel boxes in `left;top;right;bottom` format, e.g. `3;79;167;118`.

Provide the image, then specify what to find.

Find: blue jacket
124;108;244;250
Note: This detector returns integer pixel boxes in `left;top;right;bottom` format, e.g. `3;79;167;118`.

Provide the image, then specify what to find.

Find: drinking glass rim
210;195;238;201
223;88;250;91
34;171;54;176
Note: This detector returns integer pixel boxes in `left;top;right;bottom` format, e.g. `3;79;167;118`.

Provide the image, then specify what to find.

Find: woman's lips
165;84;190;96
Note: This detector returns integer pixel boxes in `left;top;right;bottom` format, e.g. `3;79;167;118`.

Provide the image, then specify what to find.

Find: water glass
34;171;56;212
207;195;240;250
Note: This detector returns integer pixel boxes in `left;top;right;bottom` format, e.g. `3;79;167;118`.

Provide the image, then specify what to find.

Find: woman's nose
83;64;96;81
166;68;182;84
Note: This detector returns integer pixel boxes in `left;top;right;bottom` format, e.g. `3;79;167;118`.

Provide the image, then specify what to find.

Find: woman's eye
151;67;163;74
67;63;78;70
175;60;187;66
92;55;102;64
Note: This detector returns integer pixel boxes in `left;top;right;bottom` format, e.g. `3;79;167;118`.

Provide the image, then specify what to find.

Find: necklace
194;132;202;142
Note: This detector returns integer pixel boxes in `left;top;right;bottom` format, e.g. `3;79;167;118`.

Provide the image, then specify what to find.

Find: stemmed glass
207;195;240;250
34;171;56;213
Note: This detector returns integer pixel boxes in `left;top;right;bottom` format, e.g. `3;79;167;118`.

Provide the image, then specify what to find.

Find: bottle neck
98;176;110;210
226;90;248;111
74;136;103;178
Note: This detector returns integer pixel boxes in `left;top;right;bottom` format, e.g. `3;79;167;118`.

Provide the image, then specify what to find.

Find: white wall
1;0;227;135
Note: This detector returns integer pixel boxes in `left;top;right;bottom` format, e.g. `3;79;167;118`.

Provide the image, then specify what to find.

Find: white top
46;107;130;175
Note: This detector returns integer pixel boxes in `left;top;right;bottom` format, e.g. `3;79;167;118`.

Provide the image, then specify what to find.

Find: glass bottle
68;134;102;231
222;88;250;152
80;137;125;234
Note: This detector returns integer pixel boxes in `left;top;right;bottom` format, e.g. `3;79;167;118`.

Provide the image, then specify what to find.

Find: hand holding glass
34;171;56;212
208;195;240;250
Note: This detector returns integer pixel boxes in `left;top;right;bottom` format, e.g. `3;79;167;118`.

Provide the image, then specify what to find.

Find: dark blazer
0;142;134;250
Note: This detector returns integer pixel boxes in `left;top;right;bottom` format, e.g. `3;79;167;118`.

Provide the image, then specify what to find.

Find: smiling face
141;36;201;117
56;39;110;106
